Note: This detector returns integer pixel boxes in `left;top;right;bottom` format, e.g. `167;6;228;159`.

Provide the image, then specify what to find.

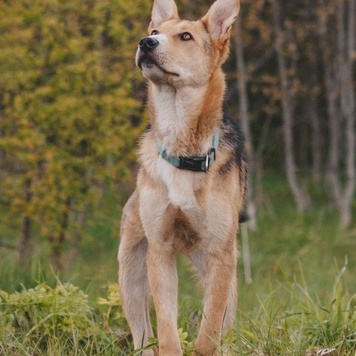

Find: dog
118;0;246;354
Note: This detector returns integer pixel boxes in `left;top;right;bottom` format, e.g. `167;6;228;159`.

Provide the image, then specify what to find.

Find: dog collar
156;132;219;172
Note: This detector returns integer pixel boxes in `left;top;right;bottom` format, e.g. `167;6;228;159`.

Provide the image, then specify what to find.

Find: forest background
0;0;355;355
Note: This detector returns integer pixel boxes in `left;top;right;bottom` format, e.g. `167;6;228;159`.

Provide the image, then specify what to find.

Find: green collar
156;132;219;172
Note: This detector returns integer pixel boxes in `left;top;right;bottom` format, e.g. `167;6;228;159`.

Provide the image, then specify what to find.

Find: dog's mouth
137;54;179;77
137;55;157;70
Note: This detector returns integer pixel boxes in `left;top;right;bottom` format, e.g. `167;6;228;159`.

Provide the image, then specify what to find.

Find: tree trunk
18;178;32;267
310;92;322;184
235;19;257;230
272;0;310;213
50;197;71;271
66;207;87;272
339;0;355;228
0;112;5;174
320;0;355;228
320;15;342;208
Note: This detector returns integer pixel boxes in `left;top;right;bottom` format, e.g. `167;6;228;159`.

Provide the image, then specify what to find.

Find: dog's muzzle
139;37;159;52
137;36;178;76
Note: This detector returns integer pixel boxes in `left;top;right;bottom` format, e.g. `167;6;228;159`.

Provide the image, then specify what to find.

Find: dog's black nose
139;37;159;52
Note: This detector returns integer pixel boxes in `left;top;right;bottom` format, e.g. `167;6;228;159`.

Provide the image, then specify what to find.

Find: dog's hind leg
118;190;156;356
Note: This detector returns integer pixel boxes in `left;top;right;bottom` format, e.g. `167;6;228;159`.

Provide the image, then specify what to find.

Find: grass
235;260;355;355
0;176;355;355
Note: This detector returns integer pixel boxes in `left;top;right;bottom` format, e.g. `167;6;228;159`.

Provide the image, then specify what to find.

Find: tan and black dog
118;0;246;354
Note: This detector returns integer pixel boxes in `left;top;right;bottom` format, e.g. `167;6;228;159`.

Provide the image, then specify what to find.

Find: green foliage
0;282;95;354
0;282;93;337
0;0;151;266
0;265;354;355
0;281;129;355
234;262;356;355
97;283;125;329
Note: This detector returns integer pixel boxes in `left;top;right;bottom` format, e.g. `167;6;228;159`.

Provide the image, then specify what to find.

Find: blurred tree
272;0;311;213
0;0;151;269
319;0;355;229
226;0;354;226
235;19;257;230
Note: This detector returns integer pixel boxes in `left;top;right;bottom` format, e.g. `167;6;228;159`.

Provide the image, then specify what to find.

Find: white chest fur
156;157;201;210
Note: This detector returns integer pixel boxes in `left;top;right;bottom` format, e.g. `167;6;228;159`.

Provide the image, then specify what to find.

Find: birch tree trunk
320;0;355;228
319;6;342;209
235;19;257;230
338;0;355;228
272;0;310;213
310;92;322;184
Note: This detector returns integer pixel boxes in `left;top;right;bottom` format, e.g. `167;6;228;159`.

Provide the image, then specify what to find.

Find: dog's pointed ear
201;0;240;42
150;0;179;29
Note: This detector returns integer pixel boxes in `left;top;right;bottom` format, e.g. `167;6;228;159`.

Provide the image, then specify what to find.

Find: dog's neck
147;69;225;156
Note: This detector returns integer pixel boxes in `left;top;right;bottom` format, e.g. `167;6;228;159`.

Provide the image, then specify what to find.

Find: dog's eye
151;30;158;36
179;32;193;41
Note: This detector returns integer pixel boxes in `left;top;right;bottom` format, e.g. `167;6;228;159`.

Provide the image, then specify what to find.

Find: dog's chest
156;160;208;249
172;209;201;252
140;153;208;252
156;157;201;210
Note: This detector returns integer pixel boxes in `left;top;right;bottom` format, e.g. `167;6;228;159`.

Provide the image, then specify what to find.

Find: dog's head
135;0;240;87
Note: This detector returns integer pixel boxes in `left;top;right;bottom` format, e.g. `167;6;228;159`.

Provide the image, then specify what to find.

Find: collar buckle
205;147;216;172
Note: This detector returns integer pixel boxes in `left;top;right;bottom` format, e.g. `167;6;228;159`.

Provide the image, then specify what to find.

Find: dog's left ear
150;0;179;29
201;0;240;42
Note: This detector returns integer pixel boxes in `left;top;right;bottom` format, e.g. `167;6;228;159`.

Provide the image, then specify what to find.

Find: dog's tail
239;212;249;223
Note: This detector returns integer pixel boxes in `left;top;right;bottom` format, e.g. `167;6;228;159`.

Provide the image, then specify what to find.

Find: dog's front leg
146;241;182;355
195;238;237;356
140;183;183;356
118;191;156;356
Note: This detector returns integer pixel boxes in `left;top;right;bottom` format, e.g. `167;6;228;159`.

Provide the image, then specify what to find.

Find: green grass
0;176;355;355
